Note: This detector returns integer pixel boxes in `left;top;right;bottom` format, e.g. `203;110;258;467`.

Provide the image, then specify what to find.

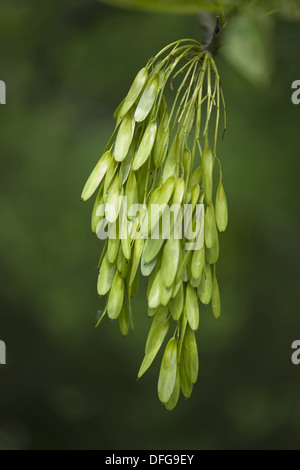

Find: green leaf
179;358;193;398
202;147;213;204
162;134;181;182
120;67;148;117
128;238;144;287
161;238;180;288
153;110;169;168
148;269;161;309
222;9;274;86
158;338;178;404
143;237;164;265
204;203;217;249
185;284;199;331
138;316;169;378
97;254;117;296
119;301;129;336
132;119;157;170
145;306;169;354
107;236;120;264
191;245;205;280
141;251;158;276
182;325;198;384
107;271;124;319
134;75;159;123
211;266;221;319
215;176;228;232
81;151;111;201
197;262;212;304
98;0;220;15
114;109;135;162
170;283;184;321
164;368;180;411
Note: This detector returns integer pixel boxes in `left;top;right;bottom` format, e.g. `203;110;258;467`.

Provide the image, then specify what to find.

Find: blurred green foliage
100;0;300;86
0;0;300;450
99;0;221;14
99;0;300;19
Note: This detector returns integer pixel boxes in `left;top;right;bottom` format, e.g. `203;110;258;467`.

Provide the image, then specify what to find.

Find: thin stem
175;60;200;133
190;54;208;169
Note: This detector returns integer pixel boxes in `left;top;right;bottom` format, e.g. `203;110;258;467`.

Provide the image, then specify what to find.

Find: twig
201;16;224;57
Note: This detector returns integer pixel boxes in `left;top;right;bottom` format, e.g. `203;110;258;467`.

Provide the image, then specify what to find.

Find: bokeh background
0;0;300;450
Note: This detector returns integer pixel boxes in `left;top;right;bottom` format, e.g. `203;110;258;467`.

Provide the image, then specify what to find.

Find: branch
201;16;224;57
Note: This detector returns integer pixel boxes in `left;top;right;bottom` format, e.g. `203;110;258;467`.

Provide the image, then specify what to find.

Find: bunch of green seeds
82;38;228;410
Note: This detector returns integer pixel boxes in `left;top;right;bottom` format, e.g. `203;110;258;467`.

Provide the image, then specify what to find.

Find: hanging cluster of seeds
81;36;228;410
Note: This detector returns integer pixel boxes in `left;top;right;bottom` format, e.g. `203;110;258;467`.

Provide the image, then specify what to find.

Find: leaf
125;171;139;215
132;119;157;170
153;105;169;167
197;263;212;304
117;248;130;278
172;177;185;205
107;271;124;319
211;266;221;319
185;164;201;204
170;282;184;321
179;359;193;398
148;269;161;309
105;176;121;222
141;252;158;276
98;0;220;15
145;306;169;354
160;280;173;307
164;368;180;411
162;134;181;182
138;314;169;378
161;238;180;288
134;74;159;123
120;67;149;117
119;301;129;336
128;238;144;286
143;237;165;265
114;109;135;162
91;186;104;233
146;176;175;236
158;338;178;404
222;9;274;86
201;147;213;204
120;212;131;260
120;137;136;185
205;232;219;264
185;284;199;331
215;176;228;232
204;203;217;249
191;245;205;280
81;151;111;201
107;236;120;264
138;348;161;379
182;325;198;384
97;254;117;296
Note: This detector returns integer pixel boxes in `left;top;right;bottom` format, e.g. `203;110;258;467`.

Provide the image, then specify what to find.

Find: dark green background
0;0;300;450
